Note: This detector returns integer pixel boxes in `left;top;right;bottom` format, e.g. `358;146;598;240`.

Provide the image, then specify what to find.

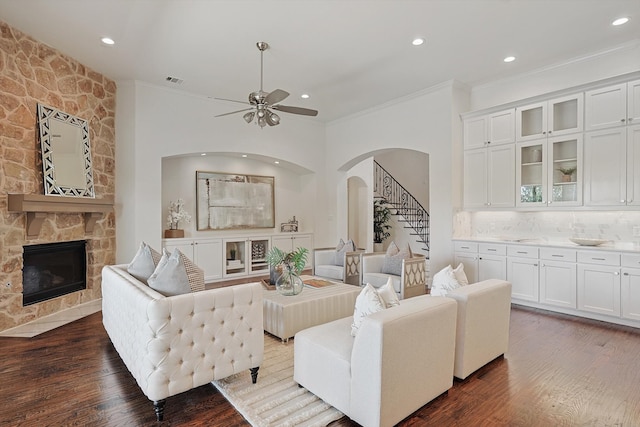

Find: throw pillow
127;242;162;284
377;277;400;308
430;265;462;296
351;284;386;336
452;263;469;285
179;250;205;292
148;249;193;296
381;242;412;276
335;238;356;267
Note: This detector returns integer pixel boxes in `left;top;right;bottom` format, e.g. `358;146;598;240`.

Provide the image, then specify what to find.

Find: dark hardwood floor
1;304;640;426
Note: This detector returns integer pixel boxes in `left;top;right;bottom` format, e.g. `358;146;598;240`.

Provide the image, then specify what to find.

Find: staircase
373;160;430;257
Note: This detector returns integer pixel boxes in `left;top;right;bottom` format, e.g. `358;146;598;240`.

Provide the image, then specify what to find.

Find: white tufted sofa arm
102;265;264;420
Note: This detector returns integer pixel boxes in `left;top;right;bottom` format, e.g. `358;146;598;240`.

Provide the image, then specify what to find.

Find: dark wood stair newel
153;399;166;421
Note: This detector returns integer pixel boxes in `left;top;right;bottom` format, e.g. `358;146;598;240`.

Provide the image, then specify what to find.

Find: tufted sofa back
102;265;264;402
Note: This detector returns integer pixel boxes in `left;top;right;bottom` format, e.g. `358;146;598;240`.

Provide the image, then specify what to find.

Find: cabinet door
464;116;488;150
223;239;248;277
548;134;582;207
478;254;506;281
454;253;478;284
516;101;547;142
577;264;621;317
516;139;546;207
584;128;626;206
548;93;583;137
629;79;640;124
621;268;640;321
488;109;515;146
626;125;640;206
194;239;223;282
271;235;293;252
163;239;194;259
540;261;576;308
507;257;539;302
585;83;627;131
463;148;488;208
487;144;515;207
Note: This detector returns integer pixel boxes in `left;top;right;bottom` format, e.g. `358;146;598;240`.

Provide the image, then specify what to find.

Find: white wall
326;81;462;273
116;81;327;263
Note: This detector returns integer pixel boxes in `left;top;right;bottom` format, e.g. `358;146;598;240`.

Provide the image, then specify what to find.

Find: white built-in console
163;233;313;283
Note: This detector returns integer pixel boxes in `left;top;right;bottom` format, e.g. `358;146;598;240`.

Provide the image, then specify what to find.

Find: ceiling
1;0;639;122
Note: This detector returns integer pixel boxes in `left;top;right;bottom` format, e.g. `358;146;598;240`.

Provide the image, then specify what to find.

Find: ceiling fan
214;42;318;128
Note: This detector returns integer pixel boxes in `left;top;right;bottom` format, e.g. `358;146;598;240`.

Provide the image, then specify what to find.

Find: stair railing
373;160;430;255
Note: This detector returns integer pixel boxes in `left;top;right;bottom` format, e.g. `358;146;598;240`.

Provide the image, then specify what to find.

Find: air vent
165;76;184;84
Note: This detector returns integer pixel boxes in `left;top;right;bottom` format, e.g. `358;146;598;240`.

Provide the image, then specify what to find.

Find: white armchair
313;247;363;285
361;252;426;299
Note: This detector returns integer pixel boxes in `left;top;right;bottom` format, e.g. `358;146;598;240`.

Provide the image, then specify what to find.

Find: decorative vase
276;267;304;296
164;229;184;238
374;242;384;253
562;174;572;182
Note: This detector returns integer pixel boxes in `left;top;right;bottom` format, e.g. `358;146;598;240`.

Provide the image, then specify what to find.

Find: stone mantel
8;194;114;238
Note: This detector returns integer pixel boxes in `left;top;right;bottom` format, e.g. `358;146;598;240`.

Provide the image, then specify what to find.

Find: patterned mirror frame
37;103;95;197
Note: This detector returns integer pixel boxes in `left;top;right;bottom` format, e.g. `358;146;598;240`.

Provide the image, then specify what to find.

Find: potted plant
373;199;392;251
557;166;577;183
265;247;308;295
165;198;192;238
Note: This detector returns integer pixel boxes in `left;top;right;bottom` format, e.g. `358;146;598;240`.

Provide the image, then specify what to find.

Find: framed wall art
196;171;275;230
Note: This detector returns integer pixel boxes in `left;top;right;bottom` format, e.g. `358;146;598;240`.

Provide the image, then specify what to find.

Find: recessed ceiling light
101;37;115;45
274;161;280;164
612;17;629;26
503;56;516;63
200;153;206;156
242;154;248;158
301;94;310;99
412;38;425;46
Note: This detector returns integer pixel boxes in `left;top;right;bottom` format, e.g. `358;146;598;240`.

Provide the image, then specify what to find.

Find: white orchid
166;198;191;229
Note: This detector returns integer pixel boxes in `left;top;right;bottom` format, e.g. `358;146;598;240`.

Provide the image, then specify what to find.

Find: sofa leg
153;399;166;421
250;367;260;384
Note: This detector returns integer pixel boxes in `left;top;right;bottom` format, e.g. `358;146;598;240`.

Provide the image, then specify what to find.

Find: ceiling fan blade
265;89;289;105
213;97;251;105
215;107;254;117
272;105;318;116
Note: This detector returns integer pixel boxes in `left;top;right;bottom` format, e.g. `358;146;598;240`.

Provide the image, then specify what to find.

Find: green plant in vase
557;166;577;182
265;247;308;295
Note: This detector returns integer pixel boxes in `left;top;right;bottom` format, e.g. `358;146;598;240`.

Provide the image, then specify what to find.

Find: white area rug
212;334;344;427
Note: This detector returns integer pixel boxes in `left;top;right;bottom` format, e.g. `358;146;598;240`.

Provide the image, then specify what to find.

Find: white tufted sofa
101;265;264;421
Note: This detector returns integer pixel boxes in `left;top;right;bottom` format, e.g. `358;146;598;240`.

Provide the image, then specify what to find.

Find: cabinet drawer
621;253;640;268
454;241;478;253
540;248;576;262
577;251;620;266
507;245;539;259
479;243;506;255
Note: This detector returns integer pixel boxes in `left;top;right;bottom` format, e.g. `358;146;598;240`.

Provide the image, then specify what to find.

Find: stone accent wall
0;21;116;331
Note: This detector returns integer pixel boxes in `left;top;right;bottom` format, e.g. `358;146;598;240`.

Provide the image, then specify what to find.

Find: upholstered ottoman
262;279;361;342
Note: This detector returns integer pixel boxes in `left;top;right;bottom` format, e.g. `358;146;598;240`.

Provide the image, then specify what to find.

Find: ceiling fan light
266;111;280;126
243;111;255;123
258;116;267;128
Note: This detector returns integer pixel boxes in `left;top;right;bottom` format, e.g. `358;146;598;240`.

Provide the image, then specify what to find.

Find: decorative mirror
37;103;95;197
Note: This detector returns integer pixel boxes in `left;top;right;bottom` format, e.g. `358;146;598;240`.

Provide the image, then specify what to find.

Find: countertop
453;236;640;254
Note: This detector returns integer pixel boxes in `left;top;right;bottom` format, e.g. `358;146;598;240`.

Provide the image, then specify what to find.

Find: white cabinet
464;144;515;208
577;250;621;317
271;233;313;269
539;248;577;309
584;124;640;206
516;93;583;142
507;246;539;302
477;243;506;281
516;134;583;207
163;238;223;282
453;241;479;284
621;254;640;322
585;80;640;131
464;109;515;150
223;237;271;278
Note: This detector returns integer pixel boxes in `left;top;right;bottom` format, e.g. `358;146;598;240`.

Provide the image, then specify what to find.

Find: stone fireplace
0;21;116;332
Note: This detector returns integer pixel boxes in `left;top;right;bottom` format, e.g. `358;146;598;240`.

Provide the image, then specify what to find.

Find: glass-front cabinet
516;134;583;207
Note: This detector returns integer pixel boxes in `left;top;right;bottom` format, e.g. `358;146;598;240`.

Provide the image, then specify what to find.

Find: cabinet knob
624;272;629;276
548;130;552;134
534;263;538;267
614;271;620;276
629;117;634;122
621;200;626;203
542;131;546;135
621;118;626;123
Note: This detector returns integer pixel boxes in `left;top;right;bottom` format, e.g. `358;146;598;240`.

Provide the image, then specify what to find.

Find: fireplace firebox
22;240;87;306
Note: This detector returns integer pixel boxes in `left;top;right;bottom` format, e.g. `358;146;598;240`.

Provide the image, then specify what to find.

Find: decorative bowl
569;238;608;246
